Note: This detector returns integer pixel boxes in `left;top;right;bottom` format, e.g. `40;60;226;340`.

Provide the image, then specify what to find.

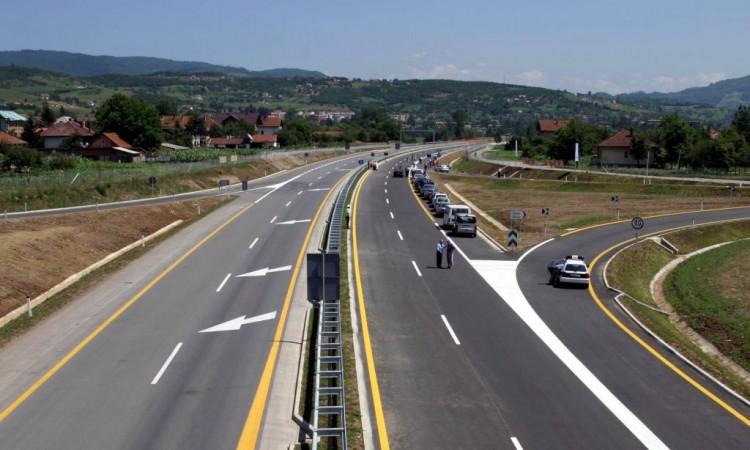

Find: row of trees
506;106;750;171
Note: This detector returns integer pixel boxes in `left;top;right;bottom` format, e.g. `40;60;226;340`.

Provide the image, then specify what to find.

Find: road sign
507;229;518;248
218;179;230;187
148;176;157;185
307;253;340;301
541;207;550;216
510;210;525;220
611;195;619;203
631;216;644;230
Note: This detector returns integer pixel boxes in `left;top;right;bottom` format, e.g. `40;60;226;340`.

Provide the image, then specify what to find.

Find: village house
0;131;27;146
596;128;655;167
160;115;191;130
39;121;92;150
257;116;283;135
0;110;27;135
83;132;144;163
537;119;570;138
205;133;278;149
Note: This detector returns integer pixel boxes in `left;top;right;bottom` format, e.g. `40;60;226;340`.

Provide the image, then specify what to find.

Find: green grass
484;149;521;161
664;240;750;372
555;215;612;229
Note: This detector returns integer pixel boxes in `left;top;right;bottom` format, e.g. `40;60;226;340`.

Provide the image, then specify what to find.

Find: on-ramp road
353;151;750;449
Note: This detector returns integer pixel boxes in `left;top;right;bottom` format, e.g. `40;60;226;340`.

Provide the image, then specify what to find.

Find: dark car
420;184;437;198
393;165;404;177
371;152;376;157
384;152;389;156
358;159;365;165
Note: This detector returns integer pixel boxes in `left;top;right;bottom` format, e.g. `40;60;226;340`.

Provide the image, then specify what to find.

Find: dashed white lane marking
386;198;390;204
216;273;232;292
511;437;523;450
440;315;461;346
385;181;388;186
151;342;183;385
317;176;323;180
308;182;313;187
390;211;394;219
297;190;303;195
411;260;422;277
269;216;277;224
384;189;388;194
248;237;259;249
285;201;292;207
397;230;404;241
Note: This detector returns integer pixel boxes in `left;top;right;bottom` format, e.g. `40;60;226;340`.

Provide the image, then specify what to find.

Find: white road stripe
384;181;388;185
248;237;259;249
411;260;422;277
269;216;277;224
297;190;303;195
441;315;461;345
317;176;322;180
511;437;523;450
285;201;292;207
216;273;232;292
389;211;394;219
151;342;183;385
308;182;313;187
384;189;388;194
386;198;390;204
397;230;404;240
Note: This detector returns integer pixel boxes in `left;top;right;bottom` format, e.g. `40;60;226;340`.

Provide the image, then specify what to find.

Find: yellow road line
352;169;391;450
0;199;257;423
235;174;346;449
561;205;750;237
587;219;750;427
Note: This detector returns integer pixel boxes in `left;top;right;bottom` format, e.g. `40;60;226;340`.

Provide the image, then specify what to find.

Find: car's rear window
457;215;476;224
564;263;587;273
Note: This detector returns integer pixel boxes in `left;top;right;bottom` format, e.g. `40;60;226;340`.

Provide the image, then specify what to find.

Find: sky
3;0;749;94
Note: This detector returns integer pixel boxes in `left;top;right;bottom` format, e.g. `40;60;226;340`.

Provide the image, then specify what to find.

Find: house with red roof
537;119;570;138
0;131;27;146
596;129;654;167
83;132;144;163
258;116;283;135
40;121;92;150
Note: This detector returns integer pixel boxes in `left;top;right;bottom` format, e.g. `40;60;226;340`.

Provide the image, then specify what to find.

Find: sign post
631;216;644;241
574;142;580;168
541;207;550;239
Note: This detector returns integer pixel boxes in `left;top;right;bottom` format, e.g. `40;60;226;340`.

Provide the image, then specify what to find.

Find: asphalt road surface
0;144;454;449
353;153;750;449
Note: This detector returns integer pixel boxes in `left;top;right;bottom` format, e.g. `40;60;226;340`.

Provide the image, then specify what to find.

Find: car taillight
582;273;589;278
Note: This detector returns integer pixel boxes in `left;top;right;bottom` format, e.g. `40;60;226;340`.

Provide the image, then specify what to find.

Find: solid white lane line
386;198;390;204
511;437;524;450
297;190;303;195
216;273;232;292
248;237;259;249
389;211;394;219
285;201;292;207
411;260;422;277
269;216;277;224
151;342;183;385
441;315;461;345
397;230;404;241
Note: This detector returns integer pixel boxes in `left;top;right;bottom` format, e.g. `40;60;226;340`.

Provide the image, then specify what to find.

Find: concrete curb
0;219;183;330
602;233;750;408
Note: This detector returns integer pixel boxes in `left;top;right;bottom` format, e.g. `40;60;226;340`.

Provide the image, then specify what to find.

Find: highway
0;144;447;449
352;151;750;449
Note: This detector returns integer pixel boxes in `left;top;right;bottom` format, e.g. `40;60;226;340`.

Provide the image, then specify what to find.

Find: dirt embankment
0;197;229;317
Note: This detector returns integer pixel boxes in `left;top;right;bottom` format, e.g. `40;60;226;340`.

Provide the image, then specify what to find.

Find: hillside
620;75;750;110
0;50;327;79
0;65;733;131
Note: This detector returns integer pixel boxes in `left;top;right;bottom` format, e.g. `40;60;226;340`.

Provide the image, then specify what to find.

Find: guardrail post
26;296;32;318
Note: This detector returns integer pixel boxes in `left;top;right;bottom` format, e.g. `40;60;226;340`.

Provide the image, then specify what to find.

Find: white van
443;204;471;228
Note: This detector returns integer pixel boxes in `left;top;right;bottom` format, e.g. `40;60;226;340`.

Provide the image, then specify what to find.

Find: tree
630;131;650;166
0;145;41;171
96;93;164;149
547;120;598;162
41;103;56;126
21;117;42;149
452;110;467;139
155;99;178;116
185;111;206;136
732;106;750;142
656;114;691;168
278;117;314;147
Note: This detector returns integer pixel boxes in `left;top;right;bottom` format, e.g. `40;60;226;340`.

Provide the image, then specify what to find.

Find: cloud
696;72;727;85
407;63;474;79
410;51;428;60
514;69;545;86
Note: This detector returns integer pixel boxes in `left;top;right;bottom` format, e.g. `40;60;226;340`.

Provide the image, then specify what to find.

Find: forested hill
619;75;750;110
0;50;326;78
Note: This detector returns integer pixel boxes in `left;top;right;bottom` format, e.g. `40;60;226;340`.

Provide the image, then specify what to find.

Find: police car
547;255;590;287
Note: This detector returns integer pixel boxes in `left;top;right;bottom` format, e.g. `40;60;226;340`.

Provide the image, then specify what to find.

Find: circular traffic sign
631;216;644;230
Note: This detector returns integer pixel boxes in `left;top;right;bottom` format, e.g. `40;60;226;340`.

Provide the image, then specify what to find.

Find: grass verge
0;196;235;345
607;219;750;399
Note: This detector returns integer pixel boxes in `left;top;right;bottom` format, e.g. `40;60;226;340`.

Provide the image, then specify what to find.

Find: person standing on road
436;240;445;268
446;241;455;269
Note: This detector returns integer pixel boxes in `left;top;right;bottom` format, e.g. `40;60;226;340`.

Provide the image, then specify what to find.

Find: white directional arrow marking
199;311;277;333
236;265;293;277
277;219;312;225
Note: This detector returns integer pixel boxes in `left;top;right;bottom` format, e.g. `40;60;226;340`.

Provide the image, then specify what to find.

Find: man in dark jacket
446;241;455;269
436;240;445;268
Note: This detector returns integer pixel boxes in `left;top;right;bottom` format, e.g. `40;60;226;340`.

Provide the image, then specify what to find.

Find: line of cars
407;163;477;237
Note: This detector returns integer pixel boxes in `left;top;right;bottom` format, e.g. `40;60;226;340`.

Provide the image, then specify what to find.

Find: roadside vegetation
607;219;750;399
0;195;233;344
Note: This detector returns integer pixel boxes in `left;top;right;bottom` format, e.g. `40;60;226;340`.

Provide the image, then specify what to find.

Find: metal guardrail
311;164;366;449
